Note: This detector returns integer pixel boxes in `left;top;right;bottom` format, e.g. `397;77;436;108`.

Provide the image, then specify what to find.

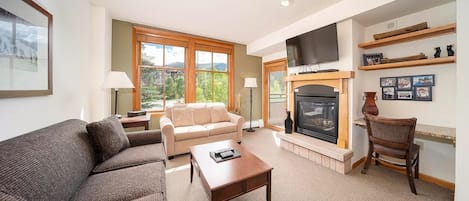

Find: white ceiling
91;0;455;55
91;0;341;44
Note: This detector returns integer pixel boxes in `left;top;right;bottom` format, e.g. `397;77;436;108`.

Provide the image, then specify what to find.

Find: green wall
111;20;133;116
234;44;263;121
111;20;262;129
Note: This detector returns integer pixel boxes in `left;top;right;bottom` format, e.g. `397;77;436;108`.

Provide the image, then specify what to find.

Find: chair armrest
228;112;245;142
160;116;176;156
126;129;162;147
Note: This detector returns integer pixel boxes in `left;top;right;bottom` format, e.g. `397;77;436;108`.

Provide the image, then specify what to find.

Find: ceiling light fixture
281;0;293;7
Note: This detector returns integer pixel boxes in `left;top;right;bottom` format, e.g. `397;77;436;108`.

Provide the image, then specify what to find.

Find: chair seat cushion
71;162;166;201
375;144;419;160
204;122;237;136
92;144;166;173
174;125;209;141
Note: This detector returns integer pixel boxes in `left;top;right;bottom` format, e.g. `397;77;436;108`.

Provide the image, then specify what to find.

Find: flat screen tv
286;23;339;67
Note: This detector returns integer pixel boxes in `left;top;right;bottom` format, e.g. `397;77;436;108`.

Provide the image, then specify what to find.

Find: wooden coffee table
190;140;273;201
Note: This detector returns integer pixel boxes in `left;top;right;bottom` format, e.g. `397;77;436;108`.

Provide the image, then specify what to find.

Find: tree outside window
140;42;185;111
195;51;228;104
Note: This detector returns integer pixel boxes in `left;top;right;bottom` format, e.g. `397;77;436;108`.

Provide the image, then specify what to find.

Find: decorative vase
447;45;455;56
285;111;293;134
434;47;441;58
362;92;379;116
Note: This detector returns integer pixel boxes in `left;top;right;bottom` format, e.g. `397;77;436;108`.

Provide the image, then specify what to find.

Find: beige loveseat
160;102;244;159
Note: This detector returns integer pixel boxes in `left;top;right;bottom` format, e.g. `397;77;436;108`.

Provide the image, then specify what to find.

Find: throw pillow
211;106;231;123
86;116;130;161
172;108;194;127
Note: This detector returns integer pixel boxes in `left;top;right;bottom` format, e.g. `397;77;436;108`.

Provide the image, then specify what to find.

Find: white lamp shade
103;71;135;89
244;77;257;88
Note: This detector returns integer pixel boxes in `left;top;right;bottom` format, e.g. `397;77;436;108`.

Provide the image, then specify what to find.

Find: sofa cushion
93;143;166;173
86;116;130;161
165;103;186;120
187;103;211;124
71;162;166;201
174;125;209;141
172;108;194;127
210;106;231;123
204;122;238;136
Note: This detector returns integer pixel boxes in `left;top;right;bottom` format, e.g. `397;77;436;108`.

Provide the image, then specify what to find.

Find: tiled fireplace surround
279;71;354;174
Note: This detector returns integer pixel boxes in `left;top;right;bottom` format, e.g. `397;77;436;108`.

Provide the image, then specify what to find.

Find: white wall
455;0;469;199
359;2;456;183
89;6;112;121
350;20;367;163
0;0;92;141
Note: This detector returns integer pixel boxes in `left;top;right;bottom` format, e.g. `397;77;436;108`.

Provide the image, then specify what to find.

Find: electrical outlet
415;140;424;151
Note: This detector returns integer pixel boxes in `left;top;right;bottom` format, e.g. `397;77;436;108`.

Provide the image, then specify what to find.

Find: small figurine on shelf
447;45;455;56
434;47;441;58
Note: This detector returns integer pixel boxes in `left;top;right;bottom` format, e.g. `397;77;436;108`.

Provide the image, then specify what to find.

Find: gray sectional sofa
0;119;167;201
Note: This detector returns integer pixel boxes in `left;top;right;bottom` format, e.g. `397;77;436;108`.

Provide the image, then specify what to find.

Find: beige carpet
165;128;454;201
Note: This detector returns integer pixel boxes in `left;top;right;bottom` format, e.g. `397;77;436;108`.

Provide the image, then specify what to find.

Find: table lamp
103;71;134;118
244;77;257;132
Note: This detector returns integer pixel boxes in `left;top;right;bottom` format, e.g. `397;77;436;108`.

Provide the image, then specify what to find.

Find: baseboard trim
352;156;454;191
352;157;366;169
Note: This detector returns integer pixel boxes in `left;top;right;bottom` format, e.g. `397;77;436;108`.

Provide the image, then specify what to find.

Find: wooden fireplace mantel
286;71;355;149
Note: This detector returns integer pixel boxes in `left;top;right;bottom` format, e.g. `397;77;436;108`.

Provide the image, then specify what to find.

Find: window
139;42;185;111
195;51;229;104
133;27;234;112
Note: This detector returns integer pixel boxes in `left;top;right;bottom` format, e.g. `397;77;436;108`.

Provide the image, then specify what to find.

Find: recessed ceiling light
281;0;293;7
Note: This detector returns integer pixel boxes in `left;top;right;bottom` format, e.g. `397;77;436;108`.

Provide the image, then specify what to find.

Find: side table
120;115;151;130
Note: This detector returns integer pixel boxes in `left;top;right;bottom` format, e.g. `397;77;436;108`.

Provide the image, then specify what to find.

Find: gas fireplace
295;85;339;144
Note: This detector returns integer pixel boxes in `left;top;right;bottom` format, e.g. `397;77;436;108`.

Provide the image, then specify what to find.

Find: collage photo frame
379;74;435;101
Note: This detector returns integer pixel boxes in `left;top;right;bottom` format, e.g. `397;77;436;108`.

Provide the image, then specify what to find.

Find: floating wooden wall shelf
358;56;455;71
358;23;456;49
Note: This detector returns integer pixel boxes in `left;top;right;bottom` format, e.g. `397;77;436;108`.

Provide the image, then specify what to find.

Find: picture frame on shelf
363;53;384;66
380;77;397;87
382;87;396;100
414;86;432;101
397;91;414;100
412;74;435;86
397;76;412;90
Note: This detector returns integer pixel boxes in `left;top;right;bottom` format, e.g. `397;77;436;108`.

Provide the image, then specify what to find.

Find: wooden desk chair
361;114;420;194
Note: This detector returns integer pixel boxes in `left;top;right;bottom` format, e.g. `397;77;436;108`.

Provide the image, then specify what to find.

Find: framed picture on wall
382;87;396;100
414;86;432;101
397;76;412;90
397;91;413;100
380;77;397;87
413;74;435;86
0;0;53;98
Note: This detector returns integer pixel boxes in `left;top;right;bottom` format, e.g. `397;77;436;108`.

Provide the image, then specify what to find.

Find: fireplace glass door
296;96;338;143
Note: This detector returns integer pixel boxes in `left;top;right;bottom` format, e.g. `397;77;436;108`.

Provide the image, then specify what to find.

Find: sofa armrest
126;129;162;147
160;116;176;157
228;112;245;142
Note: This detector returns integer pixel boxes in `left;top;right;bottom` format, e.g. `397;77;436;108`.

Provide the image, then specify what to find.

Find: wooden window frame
132;26;234;114
195;50;230;104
